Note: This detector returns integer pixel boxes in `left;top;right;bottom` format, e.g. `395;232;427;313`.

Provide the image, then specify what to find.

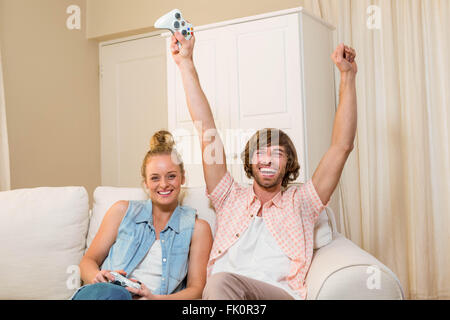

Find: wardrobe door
100;35;167;187
225;13;307;183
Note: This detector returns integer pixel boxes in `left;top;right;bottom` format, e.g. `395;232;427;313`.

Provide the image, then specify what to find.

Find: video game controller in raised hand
109;271;141;290
154;9;193;48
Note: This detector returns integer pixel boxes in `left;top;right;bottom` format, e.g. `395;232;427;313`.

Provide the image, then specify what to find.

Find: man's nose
260;152;272;165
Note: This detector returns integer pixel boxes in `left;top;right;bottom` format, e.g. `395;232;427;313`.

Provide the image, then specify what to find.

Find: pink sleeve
206;171;234;212
298;179;328;224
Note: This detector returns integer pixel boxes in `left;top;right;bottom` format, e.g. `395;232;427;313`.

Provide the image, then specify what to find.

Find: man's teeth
260;168;277;175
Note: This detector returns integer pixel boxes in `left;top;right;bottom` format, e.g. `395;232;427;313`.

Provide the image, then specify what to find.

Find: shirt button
161;239;165;243
163;258;167;262
236;233;240;238
218;250;222;254
250;214;254;218
162;278;165;281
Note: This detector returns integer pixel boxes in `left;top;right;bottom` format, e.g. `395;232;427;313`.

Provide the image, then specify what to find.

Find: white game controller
109;271;141;290
154;9;194;48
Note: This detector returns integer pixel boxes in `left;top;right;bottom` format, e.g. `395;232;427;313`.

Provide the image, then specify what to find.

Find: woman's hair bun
141;130;185;180
149;130;175;152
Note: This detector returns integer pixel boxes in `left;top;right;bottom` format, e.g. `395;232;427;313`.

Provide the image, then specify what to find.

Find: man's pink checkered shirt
206;171;326;299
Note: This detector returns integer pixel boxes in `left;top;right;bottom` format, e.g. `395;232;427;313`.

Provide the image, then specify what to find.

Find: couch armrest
305;233;404;300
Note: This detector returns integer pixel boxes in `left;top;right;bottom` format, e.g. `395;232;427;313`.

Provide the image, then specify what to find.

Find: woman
72;130;213;300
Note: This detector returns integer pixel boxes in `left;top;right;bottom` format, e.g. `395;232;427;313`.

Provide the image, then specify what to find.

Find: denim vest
101;200;196;295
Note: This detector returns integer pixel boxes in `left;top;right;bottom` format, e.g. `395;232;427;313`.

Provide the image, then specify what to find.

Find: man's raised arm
170;32;227;193
312;43;358;205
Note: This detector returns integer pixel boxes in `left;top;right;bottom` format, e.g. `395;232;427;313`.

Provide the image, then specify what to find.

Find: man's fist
171;31;195;66
331;43;357;75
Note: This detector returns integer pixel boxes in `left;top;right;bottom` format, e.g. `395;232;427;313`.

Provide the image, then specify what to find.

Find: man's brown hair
241;128;300;188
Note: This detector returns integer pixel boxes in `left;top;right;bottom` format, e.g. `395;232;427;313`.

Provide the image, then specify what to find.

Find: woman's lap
72;282;132;300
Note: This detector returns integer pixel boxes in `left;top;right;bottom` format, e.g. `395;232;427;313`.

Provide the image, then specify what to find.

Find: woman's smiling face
144;154;185;207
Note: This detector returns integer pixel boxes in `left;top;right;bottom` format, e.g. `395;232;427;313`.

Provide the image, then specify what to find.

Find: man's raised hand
171;31;195;66
331;43;357;75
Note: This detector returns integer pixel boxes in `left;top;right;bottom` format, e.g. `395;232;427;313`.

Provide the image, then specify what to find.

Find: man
170;30;357;300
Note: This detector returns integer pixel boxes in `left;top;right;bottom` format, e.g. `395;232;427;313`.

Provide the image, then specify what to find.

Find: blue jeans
72;282;132;300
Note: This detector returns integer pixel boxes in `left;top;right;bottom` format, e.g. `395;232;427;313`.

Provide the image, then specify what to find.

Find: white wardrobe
100;7;340;217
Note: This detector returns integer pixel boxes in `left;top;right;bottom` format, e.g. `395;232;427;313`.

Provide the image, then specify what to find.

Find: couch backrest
0;187;89;300
87;186;332;251
86;186;148;248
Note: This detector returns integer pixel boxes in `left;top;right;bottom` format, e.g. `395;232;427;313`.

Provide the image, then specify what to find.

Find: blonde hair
141;130;185;180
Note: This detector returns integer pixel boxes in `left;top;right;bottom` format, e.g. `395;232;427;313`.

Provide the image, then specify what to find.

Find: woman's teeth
158;190;173;195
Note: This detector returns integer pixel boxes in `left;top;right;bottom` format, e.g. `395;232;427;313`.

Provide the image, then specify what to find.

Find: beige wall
0;0;309;199
87;0;304;39
0;0;100;199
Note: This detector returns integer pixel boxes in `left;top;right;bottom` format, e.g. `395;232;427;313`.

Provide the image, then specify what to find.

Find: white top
129;240;162;293
211;216;301;300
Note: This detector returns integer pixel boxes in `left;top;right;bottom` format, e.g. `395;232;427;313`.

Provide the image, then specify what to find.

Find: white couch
0;186;404;300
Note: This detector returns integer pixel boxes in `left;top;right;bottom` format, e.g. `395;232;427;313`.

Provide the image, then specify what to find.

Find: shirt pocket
170;231;190;251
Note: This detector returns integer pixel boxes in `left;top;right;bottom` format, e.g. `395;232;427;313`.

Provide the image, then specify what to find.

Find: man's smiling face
250;145;288;189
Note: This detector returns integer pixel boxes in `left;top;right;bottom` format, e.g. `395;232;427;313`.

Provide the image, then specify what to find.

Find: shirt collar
271;191;284;209
165;206;182;233
246;185;284;209
246;185;257;209
135;200;182;234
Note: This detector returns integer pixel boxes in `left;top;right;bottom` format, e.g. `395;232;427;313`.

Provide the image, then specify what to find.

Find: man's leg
202;272;294;300
72;282;132;300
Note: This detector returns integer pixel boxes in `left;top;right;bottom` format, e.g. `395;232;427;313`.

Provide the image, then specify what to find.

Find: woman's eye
169;174;176;179
151;177;159;181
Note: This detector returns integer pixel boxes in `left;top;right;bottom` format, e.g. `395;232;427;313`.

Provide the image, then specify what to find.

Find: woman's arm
79;200;129;284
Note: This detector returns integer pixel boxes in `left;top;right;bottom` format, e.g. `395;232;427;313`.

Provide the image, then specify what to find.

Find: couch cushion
306;233;404;300
314;207;333;249
86;187;148;248
0;187;89;300
88;186;331;249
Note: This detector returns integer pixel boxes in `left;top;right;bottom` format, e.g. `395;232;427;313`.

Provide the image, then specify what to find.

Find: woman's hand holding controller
126;279;159;300
92;269;127;284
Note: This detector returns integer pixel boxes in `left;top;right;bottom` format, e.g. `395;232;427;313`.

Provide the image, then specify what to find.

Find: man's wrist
340;70;356;83
177;59;195;71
